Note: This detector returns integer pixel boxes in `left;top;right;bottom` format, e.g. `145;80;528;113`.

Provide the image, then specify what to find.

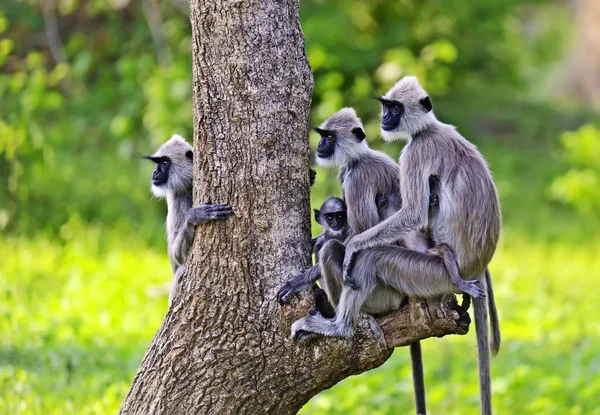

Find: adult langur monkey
288;108;479;415
291;78;502;415
145;134;233;306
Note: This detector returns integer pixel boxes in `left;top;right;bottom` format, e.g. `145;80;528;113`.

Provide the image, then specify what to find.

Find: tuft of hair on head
380;75;437;141
320;107;364;132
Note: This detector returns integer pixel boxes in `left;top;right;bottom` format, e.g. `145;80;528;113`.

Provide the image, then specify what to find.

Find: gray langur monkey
277;196;349;318
145;134;233;306
292;78;502;415
289;108;474;415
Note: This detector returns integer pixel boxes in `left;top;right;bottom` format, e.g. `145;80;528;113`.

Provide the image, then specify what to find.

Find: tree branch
281;292;470;371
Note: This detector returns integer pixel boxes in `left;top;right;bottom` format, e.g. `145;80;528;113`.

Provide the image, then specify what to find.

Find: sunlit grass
0;230;170;414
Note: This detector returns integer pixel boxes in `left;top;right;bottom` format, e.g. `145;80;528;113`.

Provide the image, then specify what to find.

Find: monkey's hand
309;169;317;187
276;270;310;305
342;243;360;290
187;203;233;225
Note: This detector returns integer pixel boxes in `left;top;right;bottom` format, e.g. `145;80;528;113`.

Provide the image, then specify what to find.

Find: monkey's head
378;76;435;142
314;196;347;234
145;134;193;198
314;108;369;168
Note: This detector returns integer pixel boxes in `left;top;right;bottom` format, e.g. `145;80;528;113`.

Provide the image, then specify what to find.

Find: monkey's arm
343;159;430;275
312;233;325;255
171;203;233;267
277;265;322;305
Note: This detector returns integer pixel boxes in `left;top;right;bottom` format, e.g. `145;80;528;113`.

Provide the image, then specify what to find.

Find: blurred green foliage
550;124;600;222
1;0;599;413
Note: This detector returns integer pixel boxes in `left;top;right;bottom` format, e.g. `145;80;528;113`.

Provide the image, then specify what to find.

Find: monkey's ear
314;209;321;224
352;127;366;142
143;155;160;163
185;150;193;160
313;127;326;136
420;96;432;112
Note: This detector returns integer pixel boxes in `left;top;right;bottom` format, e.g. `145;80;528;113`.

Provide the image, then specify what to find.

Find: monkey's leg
168;266;184;307
319;239;346;307
485;268;501;356
277;264;321;305
473;273;492;415
428;243;485;298
349;246;482;298
291;278;375;340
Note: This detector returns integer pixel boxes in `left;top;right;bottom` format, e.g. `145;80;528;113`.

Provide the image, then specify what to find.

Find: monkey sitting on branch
278;196;349;318
145;134;233;307
283;108;478;415
292;77;502;415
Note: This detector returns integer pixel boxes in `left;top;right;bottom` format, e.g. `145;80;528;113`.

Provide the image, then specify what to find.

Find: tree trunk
119;1;469;413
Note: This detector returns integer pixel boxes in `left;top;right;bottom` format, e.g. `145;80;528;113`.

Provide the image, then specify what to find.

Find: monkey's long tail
474;275;492;415
410;341;427;415
485;268;501;356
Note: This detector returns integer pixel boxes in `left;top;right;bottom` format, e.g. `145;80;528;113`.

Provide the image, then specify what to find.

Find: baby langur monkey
277;196;349;318
145;134;233;306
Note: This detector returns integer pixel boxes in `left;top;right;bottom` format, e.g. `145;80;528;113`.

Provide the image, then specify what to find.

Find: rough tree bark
119;1;469;413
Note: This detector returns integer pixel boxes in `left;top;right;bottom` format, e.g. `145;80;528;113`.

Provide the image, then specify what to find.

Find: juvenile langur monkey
277;196;348;318
145;134;233;306
288;108;472;415
292;78;501;415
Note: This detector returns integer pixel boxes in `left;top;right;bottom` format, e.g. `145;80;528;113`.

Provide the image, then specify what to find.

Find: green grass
2;135;599;414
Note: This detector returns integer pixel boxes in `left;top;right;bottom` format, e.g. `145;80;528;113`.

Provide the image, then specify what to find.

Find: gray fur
148;134;233;306
292;80;502;414
474;276;491;415
277;197;348;306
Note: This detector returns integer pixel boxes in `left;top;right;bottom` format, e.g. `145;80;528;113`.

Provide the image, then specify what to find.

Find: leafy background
1;0;599;413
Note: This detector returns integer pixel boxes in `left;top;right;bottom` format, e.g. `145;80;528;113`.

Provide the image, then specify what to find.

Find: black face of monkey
315;209;347;232
145;156;171;187
325;211;347;231
315;127;336;159
315;196;348;232
378;98;404;131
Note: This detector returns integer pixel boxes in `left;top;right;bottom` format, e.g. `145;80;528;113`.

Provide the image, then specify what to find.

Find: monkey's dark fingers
295;330;318;343
205;204;233;212
210;211;234;220
276;283;293;305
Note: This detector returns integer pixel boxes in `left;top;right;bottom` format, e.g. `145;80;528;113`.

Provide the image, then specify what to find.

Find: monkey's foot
454;279;484;299
291;314;352;343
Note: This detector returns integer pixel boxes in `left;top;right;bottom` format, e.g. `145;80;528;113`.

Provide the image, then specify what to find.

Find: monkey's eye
325;215;333;222
326;135;334;143
161;160;169;167
391;105;402;114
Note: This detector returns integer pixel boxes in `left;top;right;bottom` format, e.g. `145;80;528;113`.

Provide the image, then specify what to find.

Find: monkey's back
408;123;501;278
340;149;401;239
